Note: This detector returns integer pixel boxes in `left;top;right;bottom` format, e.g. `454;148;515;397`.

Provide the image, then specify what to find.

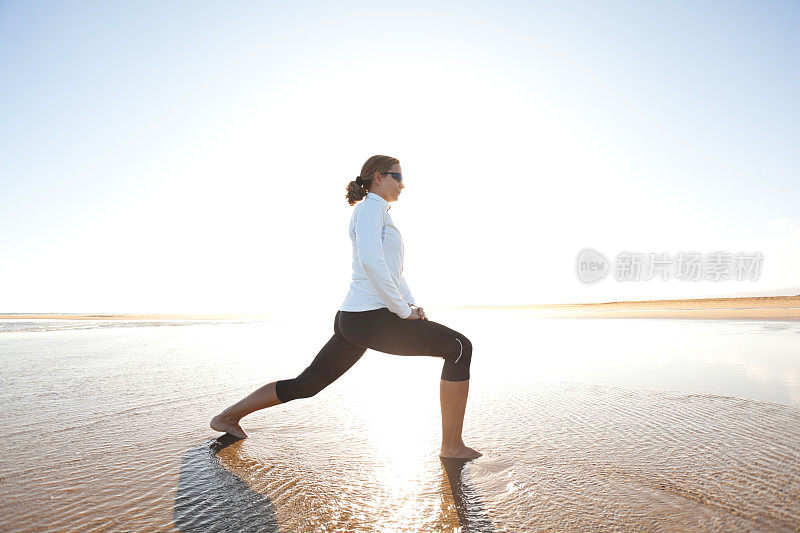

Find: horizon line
2;294;799;319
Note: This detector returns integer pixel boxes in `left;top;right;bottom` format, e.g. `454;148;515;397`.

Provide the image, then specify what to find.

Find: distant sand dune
460;295;800;321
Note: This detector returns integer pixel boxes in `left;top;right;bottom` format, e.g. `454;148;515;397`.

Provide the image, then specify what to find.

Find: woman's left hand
408;303;428;320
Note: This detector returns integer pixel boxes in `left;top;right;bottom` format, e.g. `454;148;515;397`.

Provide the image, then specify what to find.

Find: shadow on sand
173;434;280;532
174;434;493;532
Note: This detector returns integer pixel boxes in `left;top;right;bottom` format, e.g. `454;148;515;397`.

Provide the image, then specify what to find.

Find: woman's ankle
217;408;240;422
441;438;465;449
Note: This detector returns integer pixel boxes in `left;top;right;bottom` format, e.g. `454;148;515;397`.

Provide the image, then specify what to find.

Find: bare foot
210;413;248;439
440;443;483;460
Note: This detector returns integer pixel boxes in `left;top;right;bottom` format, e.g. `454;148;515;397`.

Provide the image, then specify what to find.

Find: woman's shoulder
354;198;387;218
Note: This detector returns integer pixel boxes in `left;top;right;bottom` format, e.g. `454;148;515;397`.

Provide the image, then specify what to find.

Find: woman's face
373;162;405;202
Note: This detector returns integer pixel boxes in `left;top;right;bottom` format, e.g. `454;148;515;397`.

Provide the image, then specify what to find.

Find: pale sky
1;1;798;313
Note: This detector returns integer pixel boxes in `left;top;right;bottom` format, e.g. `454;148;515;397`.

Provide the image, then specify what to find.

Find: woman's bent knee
441;334;472;381
275;369;327;403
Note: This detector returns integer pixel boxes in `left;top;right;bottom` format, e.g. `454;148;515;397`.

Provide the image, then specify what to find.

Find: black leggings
275;307;472;404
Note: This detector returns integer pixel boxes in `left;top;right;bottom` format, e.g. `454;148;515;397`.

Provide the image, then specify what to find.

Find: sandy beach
0;312;272;321
461;295;800;321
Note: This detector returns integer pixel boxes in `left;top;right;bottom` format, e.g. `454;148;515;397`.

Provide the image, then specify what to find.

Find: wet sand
1;303;799;531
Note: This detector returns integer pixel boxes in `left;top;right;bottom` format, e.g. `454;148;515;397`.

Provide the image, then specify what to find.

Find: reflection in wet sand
175;435;495;532
193;383;799;531
439;457;495;532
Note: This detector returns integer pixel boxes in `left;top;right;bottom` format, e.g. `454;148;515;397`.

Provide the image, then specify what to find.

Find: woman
211;155;481;460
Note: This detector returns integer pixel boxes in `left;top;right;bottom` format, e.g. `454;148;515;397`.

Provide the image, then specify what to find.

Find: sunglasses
380;172;403;183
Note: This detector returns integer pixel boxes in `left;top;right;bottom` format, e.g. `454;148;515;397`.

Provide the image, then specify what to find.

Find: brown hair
345;155;399;206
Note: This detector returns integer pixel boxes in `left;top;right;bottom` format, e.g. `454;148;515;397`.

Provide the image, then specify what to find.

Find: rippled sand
1;311;798;531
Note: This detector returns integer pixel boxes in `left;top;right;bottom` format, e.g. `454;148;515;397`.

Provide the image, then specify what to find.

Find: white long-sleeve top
339;192;415;319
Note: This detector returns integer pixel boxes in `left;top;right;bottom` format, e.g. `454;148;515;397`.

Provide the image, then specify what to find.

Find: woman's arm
355;204;413;319
399;275;415;306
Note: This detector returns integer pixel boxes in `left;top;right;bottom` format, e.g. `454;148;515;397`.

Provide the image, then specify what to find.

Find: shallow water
1;310;798;531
